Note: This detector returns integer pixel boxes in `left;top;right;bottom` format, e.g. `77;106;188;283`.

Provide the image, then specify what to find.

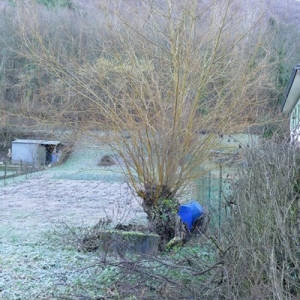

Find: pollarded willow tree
15;0;275;247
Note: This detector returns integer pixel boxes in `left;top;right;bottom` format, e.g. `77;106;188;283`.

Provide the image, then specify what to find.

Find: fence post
4;160;7;180
208;170;211;210
218;164;222;240
19;160;22;175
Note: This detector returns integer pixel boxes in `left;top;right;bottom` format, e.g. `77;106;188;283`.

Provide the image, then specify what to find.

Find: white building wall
11;142;39;165
290;97;300;144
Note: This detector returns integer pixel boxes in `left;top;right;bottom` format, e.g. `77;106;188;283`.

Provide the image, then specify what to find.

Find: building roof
12;139;61;145
281;64;300;114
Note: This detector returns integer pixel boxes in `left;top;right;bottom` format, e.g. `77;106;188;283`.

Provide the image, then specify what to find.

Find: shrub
222;140;300;299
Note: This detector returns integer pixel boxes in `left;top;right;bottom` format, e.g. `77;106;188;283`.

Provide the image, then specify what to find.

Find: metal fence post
208;170;211;210
219;164;222;240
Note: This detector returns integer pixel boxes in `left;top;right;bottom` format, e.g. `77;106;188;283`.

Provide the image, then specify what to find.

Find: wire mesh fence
194;165;237;237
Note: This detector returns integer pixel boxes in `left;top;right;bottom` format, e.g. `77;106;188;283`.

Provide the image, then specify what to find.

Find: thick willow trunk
140;186;188;251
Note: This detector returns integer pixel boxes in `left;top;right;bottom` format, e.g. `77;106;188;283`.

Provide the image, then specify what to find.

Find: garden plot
0;134;258;299
0;143;147;299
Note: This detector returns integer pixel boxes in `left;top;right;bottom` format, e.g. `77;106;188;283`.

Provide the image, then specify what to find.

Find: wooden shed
11;139;62;166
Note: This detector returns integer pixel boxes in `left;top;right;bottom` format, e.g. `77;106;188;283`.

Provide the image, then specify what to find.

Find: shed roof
12;139;61;145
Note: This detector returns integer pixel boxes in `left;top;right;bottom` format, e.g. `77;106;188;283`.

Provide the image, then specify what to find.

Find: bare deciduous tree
14;0;276;247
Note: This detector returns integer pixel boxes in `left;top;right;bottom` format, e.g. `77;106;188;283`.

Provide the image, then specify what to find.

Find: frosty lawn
0;143;147;299
0;134;256;299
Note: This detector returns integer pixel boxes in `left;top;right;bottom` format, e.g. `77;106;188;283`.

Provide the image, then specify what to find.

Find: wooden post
19;160;22;175
4;160;7;180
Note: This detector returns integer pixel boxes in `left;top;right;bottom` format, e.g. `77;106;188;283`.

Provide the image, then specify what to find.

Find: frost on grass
0;145;146;299
0;229;113;299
